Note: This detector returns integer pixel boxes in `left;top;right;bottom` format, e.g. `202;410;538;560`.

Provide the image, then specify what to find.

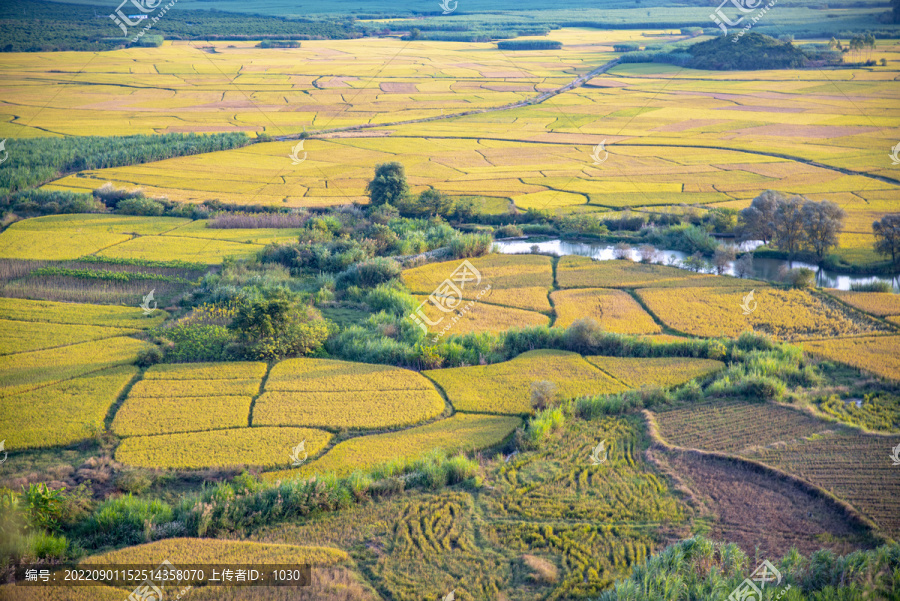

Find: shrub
850;281;892;293
783;267;816;289
563;318;605;354
496;224;524;238
448;233;493;259
530;380;557;411
335;257;401;289
160;323;234;362
117;197;165;216
78;495;173;547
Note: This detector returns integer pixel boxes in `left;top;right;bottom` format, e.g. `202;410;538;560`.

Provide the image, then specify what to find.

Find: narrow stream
494;239;900;292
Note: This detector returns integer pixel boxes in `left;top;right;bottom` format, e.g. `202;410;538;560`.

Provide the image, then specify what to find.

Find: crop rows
804;335;900;381
115;426;333;470
653;401;836;453
0;365;138;450
637;286;888;340
586;356;723;389
266;414;521;480
425;350;627;415
403;254;553;313
550;288;661;334
746;433;900;536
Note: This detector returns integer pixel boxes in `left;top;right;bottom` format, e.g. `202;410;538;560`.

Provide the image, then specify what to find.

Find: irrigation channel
494;238;900;291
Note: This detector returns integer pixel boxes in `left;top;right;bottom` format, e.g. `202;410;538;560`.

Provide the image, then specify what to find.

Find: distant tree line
0;132;250;196
496;40;562;50
0;1;358;52
621;33;812;70
738;190;846;261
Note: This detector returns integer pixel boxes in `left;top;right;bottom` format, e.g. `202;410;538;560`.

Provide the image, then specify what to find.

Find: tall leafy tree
802;200;845;260
366;162;409;206
738;190;784;244
873;214;900;266
772;195;806;255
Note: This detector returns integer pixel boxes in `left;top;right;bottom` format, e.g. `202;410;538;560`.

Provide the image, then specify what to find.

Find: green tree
418;188;453;217
229;291;330;360
801;200;845;260
772;195;806;255
366;162;409;206
738;190;784;244
873;214;900;267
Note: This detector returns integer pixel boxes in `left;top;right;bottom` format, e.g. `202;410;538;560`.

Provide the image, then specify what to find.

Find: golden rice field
413;294;549;337
0;336;150;397
115;426;333;469
112;395;252;437
143;361;267;380
585;356;724;389
258;357;445;429
829;291;900;318
266;413;521;480
637;286;889;340
803;335;900;381
424;349;627;414
84;538;349;566
402;254;553;313
0;319;137;355
0;366;137;450
550;287;662;333
0;585;130;601
127;378;261;398
265;357;434;392
0;214;273;264
0;297;166;329
254;389;445;431
94;234;264;264
556;257;756;290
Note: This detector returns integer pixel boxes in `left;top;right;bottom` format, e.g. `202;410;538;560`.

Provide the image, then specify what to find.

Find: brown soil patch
662;449;875;557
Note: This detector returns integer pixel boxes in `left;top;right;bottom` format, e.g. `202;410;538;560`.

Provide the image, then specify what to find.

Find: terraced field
403;254;554;313
804;335;900;381
115;426;333;470
652;401;900;538
551;288;662;333
637;286;889;340
267;413;521;480
555;258;755;289
255;357;445;430
586;356;723;389
425;350;627;414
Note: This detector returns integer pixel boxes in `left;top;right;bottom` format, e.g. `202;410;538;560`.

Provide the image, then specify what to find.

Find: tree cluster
738;190;846;260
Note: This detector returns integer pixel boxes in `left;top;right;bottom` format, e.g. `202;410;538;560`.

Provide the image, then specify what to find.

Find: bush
783;267;816;289
564;318;605;354
78;495;173;547
116;197;165;216
159;323;234;362
496;224;524;238
850;281;892;293
335;257;401;289
448;233;493;259
530;380;557;411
